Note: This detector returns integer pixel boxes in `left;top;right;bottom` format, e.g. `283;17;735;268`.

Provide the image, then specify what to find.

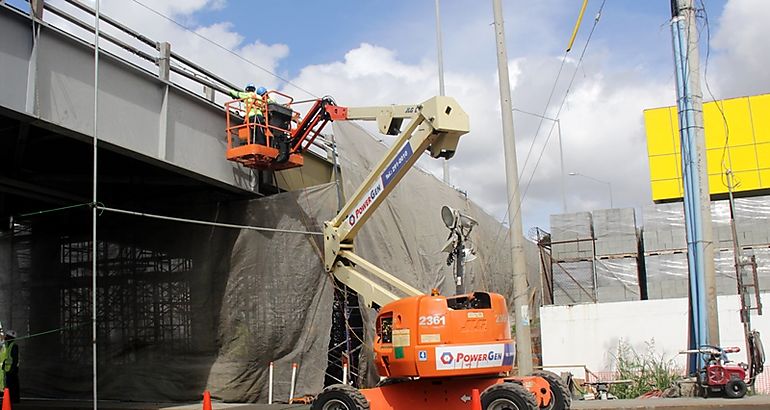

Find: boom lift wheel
531;370;571;410
481;382;538;410
312;384;370;410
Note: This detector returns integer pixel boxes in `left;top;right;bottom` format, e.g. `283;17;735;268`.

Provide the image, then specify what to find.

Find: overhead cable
97;205;323;236
486;0;608;274
128;0;320;99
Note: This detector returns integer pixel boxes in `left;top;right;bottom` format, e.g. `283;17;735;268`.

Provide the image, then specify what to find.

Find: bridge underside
0;107;249;222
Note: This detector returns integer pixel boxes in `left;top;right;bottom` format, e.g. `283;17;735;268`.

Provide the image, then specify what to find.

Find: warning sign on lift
381;142;414;188
346;142;413;229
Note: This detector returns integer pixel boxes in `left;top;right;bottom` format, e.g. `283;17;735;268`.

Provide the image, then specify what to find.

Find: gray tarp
0;121;533;402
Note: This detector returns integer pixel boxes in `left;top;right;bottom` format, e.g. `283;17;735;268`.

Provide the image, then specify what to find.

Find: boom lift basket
225;91;337;171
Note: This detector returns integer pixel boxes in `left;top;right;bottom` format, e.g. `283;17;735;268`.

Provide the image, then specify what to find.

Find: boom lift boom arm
323;96;469;308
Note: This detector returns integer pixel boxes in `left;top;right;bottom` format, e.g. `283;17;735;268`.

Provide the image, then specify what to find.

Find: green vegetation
609;339;682;399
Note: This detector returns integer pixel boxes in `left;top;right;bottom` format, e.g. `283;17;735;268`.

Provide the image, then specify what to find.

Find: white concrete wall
540;293;769;378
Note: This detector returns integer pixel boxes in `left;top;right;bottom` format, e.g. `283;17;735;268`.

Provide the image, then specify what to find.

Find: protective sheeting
594;258;640;302
644;253;690;300
550;212;593;261
643;196;770;254
644;248;770;300
1;184;337;402
551;261;595;305
592;208;638;257
641;195;770;300
711;201;734;250
202;185;337;402
735;196;770;247
642;203;687;253
0;121;528;402
548;209;641;305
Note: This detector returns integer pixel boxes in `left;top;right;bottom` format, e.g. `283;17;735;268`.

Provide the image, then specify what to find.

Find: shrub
609;339;682;399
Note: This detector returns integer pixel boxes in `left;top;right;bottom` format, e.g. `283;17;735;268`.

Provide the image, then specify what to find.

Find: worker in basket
228;84;269;146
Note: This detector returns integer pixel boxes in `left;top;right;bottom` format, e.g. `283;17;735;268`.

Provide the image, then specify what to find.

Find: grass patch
609;339;682;399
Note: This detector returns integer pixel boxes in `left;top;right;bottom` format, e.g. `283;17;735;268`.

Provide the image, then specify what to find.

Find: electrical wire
97;205;323;236
485;0;608;276
127;0;320;99
481;53;569;277
697;0;733;189
16;202;93;218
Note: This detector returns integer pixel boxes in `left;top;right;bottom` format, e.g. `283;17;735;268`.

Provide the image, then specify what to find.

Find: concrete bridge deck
0;1;333;218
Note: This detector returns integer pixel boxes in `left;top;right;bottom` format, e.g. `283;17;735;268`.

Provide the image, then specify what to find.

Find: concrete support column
158;42;171;82
25;2;43;116
158;42;170;160
30;0;44;19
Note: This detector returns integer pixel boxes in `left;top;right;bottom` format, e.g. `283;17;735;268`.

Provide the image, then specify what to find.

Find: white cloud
47;0;290;91
291;42;673;230
711;0;770;97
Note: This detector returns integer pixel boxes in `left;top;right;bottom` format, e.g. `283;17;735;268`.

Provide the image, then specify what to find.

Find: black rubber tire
374;377;411;388
531;370;572;410
311;384;370;410
724;378;748;399
481;382;538;410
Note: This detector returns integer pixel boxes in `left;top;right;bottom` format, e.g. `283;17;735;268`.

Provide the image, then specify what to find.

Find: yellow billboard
644;93;770;202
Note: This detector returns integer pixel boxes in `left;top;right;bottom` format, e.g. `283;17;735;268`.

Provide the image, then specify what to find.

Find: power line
697;0;733;188
128;0;320;99
486;0;608;274
98;205;324;236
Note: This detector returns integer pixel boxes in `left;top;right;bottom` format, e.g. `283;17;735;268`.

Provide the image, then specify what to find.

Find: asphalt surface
572;395;770;409
11;395;770;409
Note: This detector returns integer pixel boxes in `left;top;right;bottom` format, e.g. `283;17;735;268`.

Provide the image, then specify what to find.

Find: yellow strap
566;0;589;52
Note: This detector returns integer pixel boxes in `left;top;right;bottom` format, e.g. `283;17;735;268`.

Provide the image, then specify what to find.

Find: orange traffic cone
470;388;481;410
2;388;11;410
202;390;212;410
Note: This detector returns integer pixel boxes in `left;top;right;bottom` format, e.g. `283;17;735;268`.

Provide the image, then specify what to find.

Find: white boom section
324;96;469;308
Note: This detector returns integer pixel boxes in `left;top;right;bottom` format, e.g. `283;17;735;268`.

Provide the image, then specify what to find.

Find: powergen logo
440;352;453;365
435;344;506;370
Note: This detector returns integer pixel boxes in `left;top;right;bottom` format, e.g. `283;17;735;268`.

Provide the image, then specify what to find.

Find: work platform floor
10;396;770;410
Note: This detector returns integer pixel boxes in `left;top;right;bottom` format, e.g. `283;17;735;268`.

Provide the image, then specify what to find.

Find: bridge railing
6;0;332;156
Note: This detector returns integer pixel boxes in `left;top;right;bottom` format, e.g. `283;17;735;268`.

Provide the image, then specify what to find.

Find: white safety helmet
5;330;16;338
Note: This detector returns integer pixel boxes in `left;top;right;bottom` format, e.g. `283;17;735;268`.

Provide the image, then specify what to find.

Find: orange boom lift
309;96;570;410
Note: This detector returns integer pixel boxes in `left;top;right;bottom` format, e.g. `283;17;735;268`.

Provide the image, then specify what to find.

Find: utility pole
670;0;719;371
492;0;533;374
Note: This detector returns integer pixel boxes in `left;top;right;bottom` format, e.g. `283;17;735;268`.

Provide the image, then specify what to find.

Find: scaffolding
58;236;193;364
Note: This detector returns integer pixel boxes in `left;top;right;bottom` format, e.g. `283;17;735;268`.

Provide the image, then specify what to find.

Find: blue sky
191;1;705;79
14;0;770;231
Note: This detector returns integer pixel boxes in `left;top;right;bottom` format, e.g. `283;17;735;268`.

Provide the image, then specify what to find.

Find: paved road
572;395;770;409
13;396;770;410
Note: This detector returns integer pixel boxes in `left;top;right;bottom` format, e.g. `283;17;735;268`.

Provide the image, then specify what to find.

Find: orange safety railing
224;97;261;149
263;89;295;140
